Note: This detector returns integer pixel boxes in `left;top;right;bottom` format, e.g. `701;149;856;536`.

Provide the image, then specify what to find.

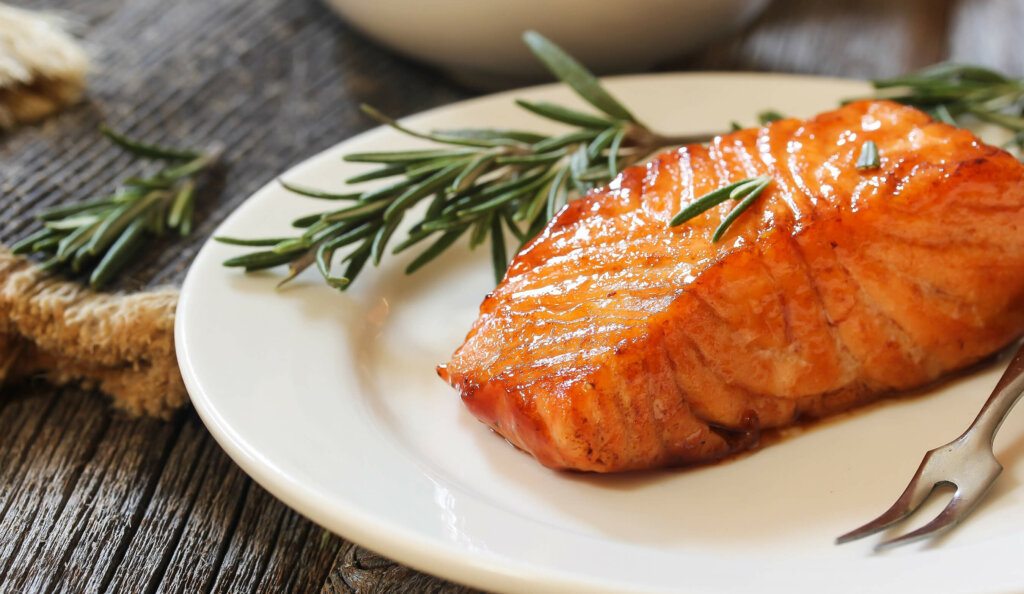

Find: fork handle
967;341;1024;446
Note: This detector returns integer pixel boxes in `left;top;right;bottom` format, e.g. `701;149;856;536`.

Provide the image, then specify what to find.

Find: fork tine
835;460;940;545
874;490;968;551
835;498;915;544
875;464;1002;551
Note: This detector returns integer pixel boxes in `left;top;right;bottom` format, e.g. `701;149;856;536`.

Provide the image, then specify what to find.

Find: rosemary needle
856;140;880;170
712;177;772;242
668;178;751;227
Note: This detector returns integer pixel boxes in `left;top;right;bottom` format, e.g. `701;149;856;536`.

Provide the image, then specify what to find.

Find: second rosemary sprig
11;126;217;289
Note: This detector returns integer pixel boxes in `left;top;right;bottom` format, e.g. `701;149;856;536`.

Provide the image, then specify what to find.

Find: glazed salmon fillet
438;100;1024;472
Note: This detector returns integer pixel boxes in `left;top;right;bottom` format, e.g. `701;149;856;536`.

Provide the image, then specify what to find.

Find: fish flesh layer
438;100;1024;472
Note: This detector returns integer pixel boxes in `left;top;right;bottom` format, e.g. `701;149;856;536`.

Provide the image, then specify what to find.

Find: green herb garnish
712;177;772;241
856;140;880;170
863;63;1024;152
668;175;772;241
219;43;1024;292
12;127;216;289
217;31;715;288
758;110;786;125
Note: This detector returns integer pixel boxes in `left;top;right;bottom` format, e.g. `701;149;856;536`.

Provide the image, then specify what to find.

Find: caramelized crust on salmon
439;100;1024;472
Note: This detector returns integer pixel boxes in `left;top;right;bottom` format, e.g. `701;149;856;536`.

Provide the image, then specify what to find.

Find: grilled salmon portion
438;100;1024;472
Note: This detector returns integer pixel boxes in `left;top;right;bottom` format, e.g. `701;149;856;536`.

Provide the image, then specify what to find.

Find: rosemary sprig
11;127;216;289
668;175;773;241
219;31;713;287
220;39;1024;292
864;63;1024;152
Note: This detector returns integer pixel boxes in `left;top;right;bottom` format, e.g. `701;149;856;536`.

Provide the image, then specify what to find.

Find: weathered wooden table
1;0;1021;591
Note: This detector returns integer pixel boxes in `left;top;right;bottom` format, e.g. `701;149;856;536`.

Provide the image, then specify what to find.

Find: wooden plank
678;0;954;77
321;542;479;594
104;413;347;594
206;485;289;593
42;414;181;594
257;513;343;593
0;387;58;520
103;417;220;593
152;436;252;594
0;391;109;586
949;0;1024;76
178;442;348;594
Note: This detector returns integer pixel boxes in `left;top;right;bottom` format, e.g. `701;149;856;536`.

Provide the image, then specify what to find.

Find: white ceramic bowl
324;0;770;87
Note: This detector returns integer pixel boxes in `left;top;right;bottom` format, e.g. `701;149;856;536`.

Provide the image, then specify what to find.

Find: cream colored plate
176;73;1024;593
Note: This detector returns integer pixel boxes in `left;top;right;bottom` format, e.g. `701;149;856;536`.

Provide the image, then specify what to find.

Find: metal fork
836;342;1024;551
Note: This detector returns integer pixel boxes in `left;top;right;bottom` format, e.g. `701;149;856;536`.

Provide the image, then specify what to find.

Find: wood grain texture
949;0;1024;75
677;0;955;77
322;544;477;594
104;418;214;594
0;0;1017;592
0;391;111;592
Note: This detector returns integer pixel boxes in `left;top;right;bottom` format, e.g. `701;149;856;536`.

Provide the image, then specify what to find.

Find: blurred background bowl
323;0;771;88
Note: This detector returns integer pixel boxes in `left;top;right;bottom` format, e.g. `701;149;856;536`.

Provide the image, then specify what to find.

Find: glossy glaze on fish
439;100;1024;472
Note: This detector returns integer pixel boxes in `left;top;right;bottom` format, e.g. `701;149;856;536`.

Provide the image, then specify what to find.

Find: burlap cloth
0;249;185;417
